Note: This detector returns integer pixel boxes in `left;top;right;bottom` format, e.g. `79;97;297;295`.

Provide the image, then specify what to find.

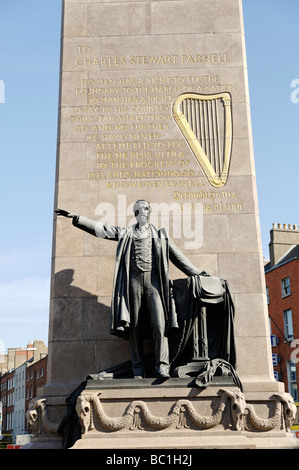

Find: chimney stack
269;223;299;267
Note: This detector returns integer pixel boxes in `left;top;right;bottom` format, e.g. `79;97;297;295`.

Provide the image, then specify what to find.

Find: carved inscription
63;46;243;212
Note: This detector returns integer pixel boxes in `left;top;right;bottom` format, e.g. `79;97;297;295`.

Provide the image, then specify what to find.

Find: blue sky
0;0;298;352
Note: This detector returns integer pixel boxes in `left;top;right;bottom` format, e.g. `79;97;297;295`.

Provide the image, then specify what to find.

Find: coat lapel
150;225;162;268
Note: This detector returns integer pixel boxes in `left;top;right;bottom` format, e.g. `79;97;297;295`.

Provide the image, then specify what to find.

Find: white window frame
283;308;294;340
281;277;291;297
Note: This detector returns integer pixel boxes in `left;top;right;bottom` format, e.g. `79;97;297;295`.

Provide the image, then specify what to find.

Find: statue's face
134;201;151;225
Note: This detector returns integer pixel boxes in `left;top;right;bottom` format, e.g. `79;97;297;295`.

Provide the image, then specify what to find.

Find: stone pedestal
28;0;299;449
27;379;299;449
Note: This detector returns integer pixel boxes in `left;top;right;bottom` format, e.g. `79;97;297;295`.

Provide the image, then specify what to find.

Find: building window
283;308;294;340
287;360;298;402
281;277;291;297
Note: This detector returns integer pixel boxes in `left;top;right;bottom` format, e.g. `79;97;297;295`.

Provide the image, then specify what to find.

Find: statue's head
133;200;151;225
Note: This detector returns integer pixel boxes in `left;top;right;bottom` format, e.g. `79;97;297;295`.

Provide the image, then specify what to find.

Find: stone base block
71;432;299;450
72;432;257;449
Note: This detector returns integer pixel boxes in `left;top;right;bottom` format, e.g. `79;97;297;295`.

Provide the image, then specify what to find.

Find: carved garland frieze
26;389;297;439
75;389;297;435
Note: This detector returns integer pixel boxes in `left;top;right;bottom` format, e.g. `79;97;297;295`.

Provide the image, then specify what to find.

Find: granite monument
26;0;299;449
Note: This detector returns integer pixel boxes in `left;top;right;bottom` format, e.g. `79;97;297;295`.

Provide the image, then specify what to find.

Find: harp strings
181;98;224;176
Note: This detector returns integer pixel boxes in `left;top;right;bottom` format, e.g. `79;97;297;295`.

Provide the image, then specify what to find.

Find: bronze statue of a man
56;200;201;379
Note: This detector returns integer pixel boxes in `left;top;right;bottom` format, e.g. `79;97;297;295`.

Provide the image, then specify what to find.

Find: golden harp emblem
173;93;232;188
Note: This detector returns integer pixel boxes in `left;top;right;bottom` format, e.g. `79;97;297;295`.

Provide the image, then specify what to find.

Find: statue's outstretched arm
55;208;119;240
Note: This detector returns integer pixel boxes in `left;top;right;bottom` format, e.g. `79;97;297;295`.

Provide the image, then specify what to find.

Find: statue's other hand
55;208;77;218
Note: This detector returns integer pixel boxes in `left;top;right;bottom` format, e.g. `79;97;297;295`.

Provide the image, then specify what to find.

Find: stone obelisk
35;0;298;449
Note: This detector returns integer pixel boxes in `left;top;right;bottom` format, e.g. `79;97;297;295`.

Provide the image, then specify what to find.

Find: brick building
0;369;15;435
25;354;48;432
0;341;48;441
265;223;299;402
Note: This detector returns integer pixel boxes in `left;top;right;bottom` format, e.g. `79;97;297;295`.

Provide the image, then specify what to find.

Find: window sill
281;293;291;299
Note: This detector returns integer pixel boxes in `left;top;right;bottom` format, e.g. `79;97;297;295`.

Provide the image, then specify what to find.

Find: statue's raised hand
55;209;77;218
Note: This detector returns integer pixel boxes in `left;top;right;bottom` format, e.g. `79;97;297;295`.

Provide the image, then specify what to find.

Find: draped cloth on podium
169;275;240;389
170;275;236;369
